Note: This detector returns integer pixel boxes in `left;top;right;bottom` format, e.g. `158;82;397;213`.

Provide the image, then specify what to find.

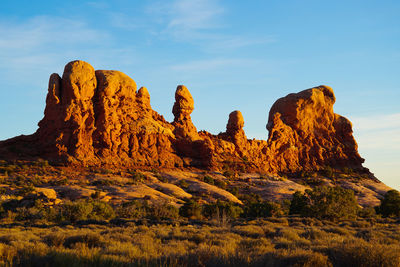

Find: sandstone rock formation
172;85;199;141
0;60;368;176
266;85;364;172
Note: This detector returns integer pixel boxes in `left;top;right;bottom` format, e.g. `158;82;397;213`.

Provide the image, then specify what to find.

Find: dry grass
0;217;398;266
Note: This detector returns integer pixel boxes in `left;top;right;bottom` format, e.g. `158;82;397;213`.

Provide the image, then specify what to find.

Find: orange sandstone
0;61;367;176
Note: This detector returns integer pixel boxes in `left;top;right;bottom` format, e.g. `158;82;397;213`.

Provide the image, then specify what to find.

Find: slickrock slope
0;60;368;176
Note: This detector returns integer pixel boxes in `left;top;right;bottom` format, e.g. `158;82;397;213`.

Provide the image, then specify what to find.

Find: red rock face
266;85;364;172
34;61;181;167
36;60;97;161
0;61;366;175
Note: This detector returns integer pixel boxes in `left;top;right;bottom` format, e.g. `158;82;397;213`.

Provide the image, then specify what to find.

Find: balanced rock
226;110;246;146
172;85;199;141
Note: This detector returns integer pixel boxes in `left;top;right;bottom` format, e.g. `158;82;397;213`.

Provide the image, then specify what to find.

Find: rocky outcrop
0;61;368;176
36;60;97;161
172;85;199;141
266;85;364;172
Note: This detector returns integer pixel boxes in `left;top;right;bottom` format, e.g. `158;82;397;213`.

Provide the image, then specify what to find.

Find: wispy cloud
145;0;273;51
0;16;132;87
351;113;400;189
167;0;224;31
352;113;400;131
148;0;224;33
0;16;109;74
352;113;400;149
169;58;258;72
0;16;107;51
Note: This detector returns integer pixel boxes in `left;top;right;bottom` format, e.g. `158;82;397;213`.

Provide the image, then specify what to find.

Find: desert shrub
116;200;178;220
223;169;235;179
272;249;332;267
274;227;300;240
55;199;115;223
329;241;400;267
15;206;47;222
321;166;335;178
233;225;265;238
153;171;168;183
203;200;243;219
214;179;227;189
228;187;239;196
178;180;189;189
129;170;147;183
179;199;203;220
342;167;353;174
376;189;400;217
90;200;115;220
116;200;148;219
16;185;35;197
148;202;179;220
242;201;283;218
64;232;104;248
323;226;351;236
90;179;116;186
239;192;262;204
49;178;68;186
358;206;377;218
203;175;214;185
34;159;49;168
289;186;358;221
43;233;66;247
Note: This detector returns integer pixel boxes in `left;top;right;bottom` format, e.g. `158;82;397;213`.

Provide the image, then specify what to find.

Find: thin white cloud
147;0;224;32
351;113;400;131
350;112;400;189
108;13;143;31
86;1;110;9
0;16;131;86
169;58;258;72
0;16;107;51
167;0;224;31
145;0;273;51
351;113;400;149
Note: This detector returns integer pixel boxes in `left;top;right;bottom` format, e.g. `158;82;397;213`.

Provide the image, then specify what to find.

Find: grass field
0;216;400;266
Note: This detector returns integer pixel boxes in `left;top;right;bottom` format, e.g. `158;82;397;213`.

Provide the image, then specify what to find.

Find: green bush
203;200;243;219
179;180;189;189
214;179;227;189
289;186;358;221
321;166;335;178
179;199;203;220
149;202;179;220
358;206;377;218
116;200;148;219
242;201;283;218
116;200;179;220
203;175;214;185
54;199;115;223
228;187;239;196
129;170;147;183
223;169;235;179
376;189;400;217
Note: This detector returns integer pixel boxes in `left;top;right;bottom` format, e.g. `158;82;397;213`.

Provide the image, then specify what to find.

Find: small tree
289;186;358;220
377;190;400;217
179;199;203;220
203;200;243;219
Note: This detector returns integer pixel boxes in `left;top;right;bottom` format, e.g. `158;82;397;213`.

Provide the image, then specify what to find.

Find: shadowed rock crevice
0;60;367;176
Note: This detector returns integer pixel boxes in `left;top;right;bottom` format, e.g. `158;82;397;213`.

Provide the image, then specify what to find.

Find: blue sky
0;0;399;189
